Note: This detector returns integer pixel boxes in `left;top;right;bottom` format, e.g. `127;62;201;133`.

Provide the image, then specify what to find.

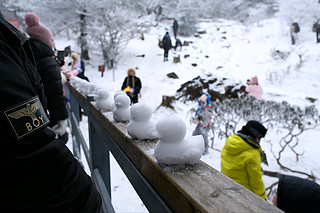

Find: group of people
160;18;182;61
0;13;101;212
290;18;320;45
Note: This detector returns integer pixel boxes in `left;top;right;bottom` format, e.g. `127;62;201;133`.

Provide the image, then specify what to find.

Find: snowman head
114;90;126;100
97;89;110;100
115;94;130;108
156;115;186;142
131;103;152;122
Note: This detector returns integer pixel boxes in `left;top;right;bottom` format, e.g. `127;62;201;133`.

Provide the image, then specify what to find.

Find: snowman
154;116;204;165
95;89;113;112
113;94;131;122
127;103;157;140
112;90;126;111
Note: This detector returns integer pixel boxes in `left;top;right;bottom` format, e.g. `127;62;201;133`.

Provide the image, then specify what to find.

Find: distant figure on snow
70;52;89;81
246;76;263;100
313;19;320;43
221;120;268;199
290;19;300;45
192;94;213;155
162;32;172;61
273;175;320;212
172;18;179;39
121;68;142;104
174;38;182;51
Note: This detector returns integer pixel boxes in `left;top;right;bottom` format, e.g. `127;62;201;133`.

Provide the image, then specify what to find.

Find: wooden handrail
67;83;282;213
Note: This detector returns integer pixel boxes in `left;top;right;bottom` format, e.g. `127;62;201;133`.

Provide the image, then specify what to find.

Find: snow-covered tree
89;0;138;69
177;0;198;36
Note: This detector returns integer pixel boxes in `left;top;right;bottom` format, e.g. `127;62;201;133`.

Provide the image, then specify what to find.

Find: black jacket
162;33;172;50
277;175;320;213
173;20;179;32
29;38;68;126
121;76;142;103
0;17;100;212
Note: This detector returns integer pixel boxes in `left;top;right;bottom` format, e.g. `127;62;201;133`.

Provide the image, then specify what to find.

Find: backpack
158;40;164;49
293;23;300;33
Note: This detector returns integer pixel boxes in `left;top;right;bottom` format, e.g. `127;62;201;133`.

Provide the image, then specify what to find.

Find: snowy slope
59;17;320;211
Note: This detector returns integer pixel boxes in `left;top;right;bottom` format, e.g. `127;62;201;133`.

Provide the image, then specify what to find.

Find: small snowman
112;90;126;111
95;89;113;112
113;94;131;122
154;116;204;165
127;103;157;140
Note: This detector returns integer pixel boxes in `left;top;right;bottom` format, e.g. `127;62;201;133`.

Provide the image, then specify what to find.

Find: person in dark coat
174;38;182;51
25;12;68;142
290;19;300;45
162;32;172;61
313;20;320;43
273;175;320;213
172;18;179;39
0;16;101;212
121;67;142;104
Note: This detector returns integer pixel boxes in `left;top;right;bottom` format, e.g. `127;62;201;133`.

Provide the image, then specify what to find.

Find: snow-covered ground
60;17;320;212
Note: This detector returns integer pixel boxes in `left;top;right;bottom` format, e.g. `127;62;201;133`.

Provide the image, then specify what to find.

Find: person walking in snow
162;32;172;61
221;120;268;200
174;38;182;51
121;68;142;104
245;76;263;100
70;51;89;81
0;16;101;212
192;94;213;155
172;18;179;39
272;175;320;212
290;19;300;45
313;20;320;43
25;12;68;143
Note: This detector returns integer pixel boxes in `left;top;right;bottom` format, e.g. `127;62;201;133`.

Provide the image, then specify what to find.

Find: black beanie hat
245;120;268;138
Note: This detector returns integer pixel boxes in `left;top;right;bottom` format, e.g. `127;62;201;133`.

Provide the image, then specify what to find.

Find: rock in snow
154;116;204;165
127;103;157;140
113;94;131;122
95;89;113;112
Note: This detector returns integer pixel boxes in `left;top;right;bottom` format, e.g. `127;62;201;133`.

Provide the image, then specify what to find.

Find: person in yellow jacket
221;120;268;199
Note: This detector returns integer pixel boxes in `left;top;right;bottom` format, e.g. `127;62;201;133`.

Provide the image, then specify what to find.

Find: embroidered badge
4;96;49;140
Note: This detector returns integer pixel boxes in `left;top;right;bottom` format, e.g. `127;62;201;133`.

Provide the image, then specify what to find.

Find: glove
52;119;67;137
124;86;131;93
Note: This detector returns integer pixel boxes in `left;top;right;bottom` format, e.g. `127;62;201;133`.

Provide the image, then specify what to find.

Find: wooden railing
66;83;282;213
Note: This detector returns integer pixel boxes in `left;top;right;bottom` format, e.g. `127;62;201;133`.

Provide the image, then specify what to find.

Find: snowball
156;116;186;142
130;103;152;122
127;103;157;140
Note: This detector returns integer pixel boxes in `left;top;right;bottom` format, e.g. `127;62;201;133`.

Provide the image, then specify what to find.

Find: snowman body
95;89;113;112
127;103;157;140
154;116;204;165
113;94;131;122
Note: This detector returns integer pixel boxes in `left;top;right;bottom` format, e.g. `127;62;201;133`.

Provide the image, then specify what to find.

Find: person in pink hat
25;12;69;142
246;76;263;100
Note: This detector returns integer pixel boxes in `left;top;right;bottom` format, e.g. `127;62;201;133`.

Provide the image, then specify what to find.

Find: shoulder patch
3;96;49;140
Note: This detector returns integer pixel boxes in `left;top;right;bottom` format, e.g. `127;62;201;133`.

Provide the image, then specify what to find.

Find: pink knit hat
25;12;54;48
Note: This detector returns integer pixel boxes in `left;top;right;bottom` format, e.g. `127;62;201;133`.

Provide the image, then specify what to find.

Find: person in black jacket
0;16;101;212
313;20;320;43
273;175;320;212
172;18;179;39
290;19;300;45
162;32;172;61
121;68;142;104
25;12;68;142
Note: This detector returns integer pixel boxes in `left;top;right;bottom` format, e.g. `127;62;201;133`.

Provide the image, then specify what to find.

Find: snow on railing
66;82;282;213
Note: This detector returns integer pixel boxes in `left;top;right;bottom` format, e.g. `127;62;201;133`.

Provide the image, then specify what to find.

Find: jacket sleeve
38;57;68;123
134;77;142;94
246;155;267;199
121;77;127;90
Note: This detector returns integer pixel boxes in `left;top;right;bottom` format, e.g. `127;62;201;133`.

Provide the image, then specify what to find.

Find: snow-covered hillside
61;17;320;212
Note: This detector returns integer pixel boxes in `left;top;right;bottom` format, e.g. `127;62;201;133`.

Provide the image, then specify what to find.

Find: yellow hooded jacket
221;134;267;199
